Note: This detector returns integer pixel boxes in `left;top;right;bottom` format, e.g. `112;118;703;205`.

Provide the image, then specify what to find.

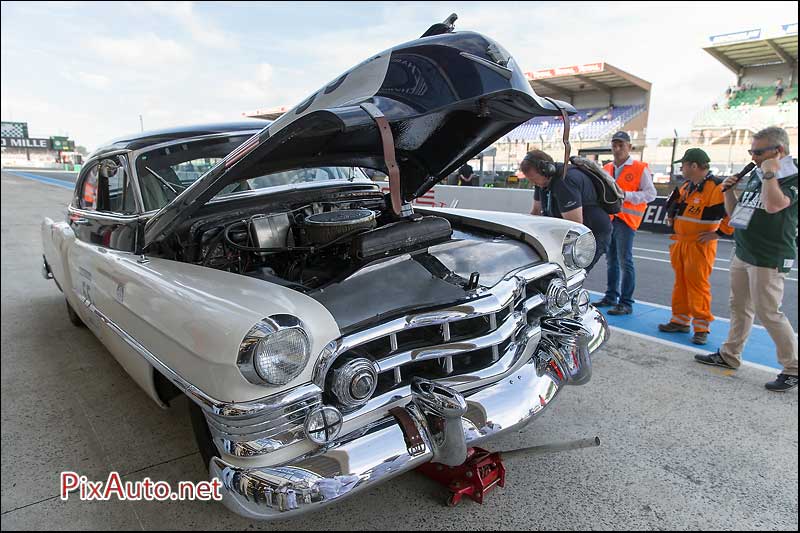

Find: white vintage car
41;17;608;520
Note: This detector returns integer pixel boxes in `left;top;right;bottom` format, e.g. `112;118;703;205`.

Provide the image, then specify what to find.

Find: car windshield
135;135;371;211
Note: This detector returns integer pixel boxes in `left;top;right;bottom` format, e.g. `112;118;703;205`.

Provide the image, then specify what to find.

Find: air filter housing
304;209;377;244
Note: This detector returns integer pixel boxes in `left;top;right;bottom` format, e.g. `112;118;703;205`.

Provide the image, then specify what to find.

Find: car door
66;154;140;334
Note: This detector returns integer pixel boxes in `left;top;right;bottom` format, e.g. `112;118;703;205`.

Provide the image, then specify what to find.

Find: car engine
193;202;454;292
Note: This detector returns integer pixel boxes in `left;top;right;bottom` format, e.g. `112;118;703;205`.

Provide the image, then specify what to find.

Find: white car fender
98;251;340;404
420;207;587;275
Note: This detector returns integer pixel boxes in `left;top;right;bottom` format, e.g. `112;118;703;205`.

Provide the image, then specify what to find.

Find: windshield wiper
145;166;188;196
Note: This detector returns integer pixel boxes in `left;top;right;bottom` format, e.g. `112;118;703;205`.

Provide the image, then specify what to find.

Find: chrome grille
316;263;575;413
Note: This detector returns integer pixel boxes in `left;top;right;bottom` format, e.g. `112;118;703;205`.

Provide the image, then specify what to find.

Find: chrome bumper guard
209;306;608;520
41;256;53;280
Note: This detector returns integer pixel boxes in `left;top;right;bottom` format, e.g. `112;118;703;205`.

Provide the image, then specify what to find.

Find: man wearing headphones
521;150;612;272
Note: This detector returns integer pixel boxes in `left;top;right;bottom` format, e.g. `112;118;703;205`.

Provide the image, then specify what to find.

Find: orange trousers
669;239;717;333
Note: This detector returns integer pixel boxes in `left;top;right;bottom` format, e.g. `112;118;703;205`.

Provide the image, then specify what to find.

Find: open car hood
144;27;575;248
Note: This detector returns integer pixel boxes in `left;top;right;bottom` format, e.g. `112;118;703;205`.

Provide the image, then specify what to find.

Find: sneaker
694;350;735;369
765;374;799;392
691;332;709;345
607;304;633;316
658;322;690;333
593;298;616;308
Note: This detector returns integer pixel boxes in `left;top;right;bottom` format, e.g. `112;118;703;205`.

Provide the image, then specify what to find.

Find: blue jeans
604;218;636;307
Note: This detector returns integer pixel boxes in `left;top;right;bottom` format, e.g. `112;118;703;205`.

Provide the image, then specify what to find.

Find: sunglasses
748;145;780;156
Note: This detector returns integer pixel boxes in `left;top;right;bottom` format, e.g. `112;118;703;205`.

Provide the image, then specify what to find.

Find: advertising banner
1;137;50;149
526;62;604;80
708;28;761;45
640;197;672;233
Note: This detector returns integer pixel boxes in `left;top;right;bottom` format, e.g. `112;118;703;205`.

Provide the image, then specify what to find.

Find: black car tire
66;299;85;327
189;400;218;471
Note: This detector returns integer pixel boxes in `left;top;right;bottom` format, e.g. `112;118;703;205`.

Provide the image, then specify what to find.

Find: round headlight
573;232;596;268
563;230;596;270
254;328;311;385
238;315;311;386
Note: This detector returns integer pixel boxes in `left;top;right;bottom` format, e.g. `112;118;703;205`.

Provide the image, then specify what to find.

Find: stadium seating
728;86;774;107
504;105;645;141
692;100;798;130
726;85;798;107
693;83;799;132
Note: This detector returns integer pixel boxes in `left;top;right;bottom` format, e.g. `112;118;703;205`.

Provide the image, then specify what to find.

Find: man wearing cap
594;131;657;315
658;149;732;345
696;126;798;392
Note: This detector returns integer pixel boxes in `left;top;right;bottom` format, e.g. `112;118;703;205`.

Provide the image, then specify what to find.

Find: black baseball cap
611;131;631;143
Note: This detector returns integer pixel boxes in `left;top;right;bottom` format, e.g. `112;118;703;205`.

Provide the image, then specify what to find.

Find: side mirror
98;159;119;178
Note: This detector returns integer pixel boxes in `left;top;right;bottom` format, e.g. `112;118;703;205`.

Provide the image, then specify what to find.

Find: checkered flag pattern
1;122;29;139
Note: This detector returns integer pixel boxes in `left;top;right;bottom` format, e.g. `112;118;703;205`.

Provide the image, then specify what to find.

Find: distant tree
75;145;88;156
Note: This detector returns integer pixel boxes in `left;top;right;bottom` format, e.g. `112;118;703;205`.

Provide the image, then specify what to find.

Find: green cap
673;148;711;165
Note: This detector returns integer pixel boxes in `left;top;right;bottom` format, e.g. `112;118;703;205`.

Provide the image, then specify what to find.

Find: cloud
219;63;277;103
86;33;190;67
74;71;112;90
142;1;238;49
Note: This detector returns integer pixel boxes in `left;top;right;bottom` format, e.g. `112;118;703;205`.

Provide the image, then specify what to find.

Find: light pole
139;115;144;132
727;128;735;176
669;129;679;185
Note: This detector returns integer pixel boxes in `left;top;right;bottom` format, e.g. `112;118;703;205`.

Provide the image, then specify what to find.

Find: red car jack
416;447;505;507
417;436;600;507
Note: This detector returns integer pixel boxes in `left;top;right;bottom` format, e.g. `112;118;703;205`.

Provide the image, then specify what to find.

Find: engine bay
176;193;460;292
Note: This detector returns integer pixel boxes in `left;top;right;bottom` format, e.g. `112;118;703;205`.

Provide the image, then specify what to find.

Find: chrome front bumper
210;307;609;520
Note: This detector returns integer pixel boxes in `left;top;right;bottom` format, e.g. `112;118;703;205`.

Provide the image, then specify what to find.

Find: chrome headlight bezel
563;228;596;270
331;358;379;409
237;315;311;386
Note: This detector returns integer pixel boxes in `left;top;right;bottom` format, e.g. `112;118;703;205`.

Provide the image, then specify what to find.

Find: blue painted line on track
587;290;781;370
6;171;75;190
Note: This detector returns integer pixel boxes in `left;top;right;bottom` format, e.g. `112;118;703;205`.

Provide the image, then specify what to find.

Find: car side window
103;159;136;214
78;166;99;211
76;157;136;214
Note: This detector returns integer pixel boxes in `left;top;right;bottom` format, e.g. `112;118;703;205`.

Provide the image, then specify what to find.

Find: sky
1;1;797;151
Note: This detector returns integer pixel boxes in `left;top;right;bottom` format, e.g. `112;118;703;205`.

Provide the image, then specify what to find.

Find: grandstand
691;23;798;147
504;62;651;146
243;105;290;120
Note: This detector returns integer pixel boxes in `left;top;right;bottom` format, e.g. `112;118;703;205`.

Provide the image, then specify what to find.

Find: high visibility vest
604;160;648;231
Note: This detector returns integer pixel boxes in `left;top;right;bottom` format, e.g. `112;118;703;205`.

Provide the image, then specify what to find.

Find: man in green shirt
695;126;798;391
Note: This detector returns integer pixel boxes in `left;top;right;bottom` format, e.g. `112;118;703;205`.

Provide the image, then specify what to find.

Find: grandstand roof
703;24;798;73
243;105;291;120
524;62;651;99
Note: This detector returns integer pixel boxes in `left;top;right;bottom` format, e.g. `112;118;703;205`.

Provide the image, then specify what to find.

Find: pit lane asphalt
1;169;797;530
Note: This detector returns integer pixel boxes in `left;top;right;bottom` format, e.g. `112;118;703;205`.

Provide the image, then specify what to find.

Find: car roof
89;120;270;159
